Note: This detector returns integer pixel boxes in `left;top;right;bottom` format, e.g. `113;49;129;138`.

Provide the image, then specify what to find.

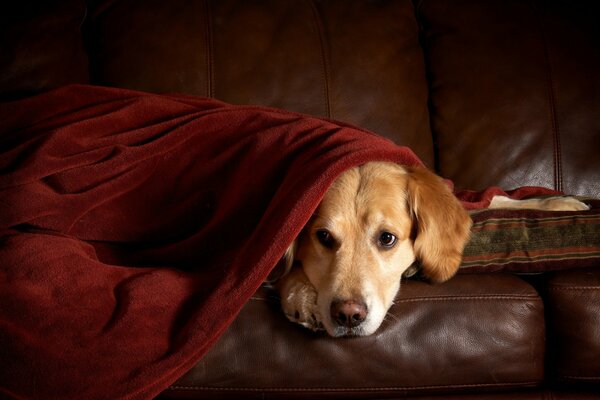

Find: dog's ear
406;166;472;283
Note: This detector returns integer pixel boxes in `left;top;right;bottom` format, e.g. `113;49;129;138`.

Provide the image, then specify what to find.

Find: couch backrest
417;0;600;197
2;0;598;197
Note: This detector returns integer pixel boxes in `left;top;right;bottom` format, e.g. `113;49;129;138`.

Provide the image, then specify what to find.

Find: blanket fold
0;85;557;400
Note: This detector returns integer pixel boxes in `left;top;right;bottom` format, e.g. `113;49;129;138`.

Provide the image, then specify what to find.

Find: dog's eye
378;231;397;248
315;229;334;248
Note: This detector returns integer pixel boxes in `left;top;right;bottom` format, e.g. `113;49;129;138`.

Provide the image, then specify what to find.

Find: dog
275;161;589;337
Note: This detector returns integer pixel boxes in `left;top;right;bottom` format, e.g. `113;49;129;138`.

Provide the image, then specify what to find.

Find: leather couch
2;1;599;398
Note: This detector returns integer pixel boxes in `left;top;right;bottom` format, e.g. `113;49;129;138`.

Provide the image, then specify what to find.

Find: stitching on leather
249;294;540;302
548;286;600;291
307;0;332;118
536;2;562;191
167;381;540;392
249;295;540;303
248;295;540;303
560;375;600;381
393;295;540;303
203;0;214;98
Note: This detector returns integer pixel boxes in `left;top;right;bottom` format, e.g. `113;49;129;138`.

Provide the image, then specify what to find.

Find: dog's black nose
330;299;367;328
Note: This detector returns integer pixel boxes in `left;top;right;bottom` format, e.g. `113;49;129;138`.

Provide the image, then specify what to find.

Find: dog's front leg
276;267;323;332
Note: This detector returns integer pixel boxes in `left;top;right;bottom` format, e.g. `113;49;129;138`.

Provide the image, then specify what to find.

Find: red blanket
0;85;557;399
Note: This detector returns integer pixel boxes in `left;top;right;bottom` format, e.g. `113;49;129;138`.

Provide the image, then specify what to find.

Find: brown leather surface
3;0;598;194
309;0;433;162
2;1;600;398
159;389;600;400
417;0;600;197
547;267;600;383
166;274;544;397
0;0;89;101
85;0;434;165
86;0;212;97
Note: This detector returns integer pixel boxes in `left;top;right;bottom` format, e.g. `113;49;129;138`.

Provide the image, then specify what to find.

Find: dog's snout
330;299;367;328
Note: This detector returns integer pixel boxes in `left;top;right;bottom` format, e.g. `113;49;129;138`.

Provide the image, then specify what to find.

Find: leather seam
393;295;540;303
203;0;214;98
307;0;332;118
536;2;562;191
168;381;539;392
548;286;600;291
249;295;541;303
560;375;600;380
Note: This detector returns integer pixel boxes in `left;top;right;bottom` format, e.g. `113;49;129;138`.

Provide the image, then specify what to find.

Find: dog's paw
277;269;323;332
282;280;322;331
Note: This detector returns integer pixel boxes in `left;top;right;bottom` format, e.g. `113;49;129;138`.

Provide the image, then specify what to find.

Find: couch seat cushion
164;274;544;398
547;267;600;384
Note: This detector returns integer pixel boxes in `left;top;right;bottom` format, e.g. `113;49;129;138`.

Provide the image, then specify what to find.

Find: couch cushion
417;0;600;198
547;268;600;384
164;274;544;398
0;0;89;100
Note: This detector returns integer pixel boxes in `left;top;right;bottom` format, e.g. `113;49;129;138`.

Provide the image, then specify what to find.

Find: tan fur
277;162;471;336
276;161;587;337
405;166;473;283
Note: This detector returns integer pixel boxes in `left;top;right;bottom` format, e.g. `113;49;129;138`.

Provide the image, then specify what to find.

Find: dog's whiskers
384;311;400;323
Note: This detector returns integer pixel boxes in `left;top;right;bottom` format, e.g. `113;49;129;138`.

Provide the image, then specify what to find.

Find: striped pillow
460;199;600;274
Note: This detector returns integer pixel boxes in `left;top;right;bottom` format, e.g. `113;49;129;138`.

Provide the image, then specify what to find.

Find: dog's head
288;162;472;337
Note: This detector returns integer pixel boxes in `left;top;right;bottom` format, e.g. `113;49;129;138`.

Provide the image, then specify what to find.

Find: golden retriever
275;161;589;337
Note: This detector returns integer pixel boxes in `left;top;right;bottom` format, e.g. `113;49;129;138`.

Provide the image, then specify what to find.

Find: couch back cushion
417;0;600;197
2;1;598;196
0;0;89;101
85;0;434;166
